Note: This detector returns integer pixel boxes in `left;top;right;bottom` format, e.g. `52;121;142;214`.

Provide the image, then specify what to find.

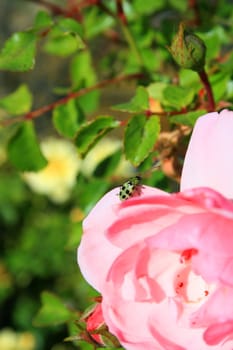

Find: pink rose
78;110;233;349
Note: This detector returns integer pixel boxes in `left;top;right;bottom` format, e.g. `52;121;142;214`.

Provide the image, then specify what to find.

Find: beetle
119;175;142;201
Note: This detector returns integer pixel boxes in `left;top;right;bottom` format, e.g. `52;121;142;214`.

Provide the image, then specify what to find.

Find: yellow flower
0;329;16;350
23;138;81;203
18;332;36;350
0;329;35;350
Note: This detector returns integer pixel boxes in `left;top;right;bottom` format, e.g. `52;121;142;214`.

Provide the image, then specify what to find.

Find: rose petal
102;244;227;350
78;186;165;291
204;321;233;345
77;188;122;291
181;109;233;198
190;286;233;328
107;191;200;250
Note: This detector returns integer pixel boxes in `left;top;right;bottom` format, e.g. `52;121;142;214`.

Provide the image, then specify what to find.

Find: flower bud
168;23;206;72
81;300;121;348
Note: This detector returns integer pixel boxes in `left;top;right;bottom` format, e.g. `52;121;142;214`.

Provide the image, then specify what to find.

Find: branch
1;73;144;127
116;0;127;25
198;69;215;112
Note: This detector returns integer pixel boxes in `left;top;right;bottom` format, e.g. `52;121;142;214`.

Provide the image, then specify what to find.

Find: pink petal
190;286;233;328
107;191;199;250
204;321;233;345
177;187;233;212
102;300;162;350
148;210;233;282
78;185;165;291
181;109;233;198
101;238;233;349
106;244;166;302
77;188;122;291
149;325;186;350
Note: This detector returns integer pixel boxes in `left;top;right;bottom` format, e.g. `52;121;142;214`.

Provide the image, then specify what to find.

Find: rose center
174;252;211;304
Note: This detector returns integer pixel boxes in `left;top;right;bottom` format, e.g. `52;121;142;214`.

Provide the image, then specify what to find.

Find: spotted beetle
119;175;142;201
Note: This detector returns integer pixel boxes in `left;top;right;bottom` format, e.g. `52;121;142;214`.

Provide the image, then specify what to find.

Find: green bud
168;23;206;72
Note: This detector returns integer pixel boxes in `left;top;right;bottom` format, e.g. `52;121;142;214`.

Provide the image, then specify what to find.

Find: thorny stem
116;0;127;25
120;24;144;67
188;0;201;26
96;0;144;67
0;73;144;127
27;0;144;67
198;69;215;112
115;0;144;67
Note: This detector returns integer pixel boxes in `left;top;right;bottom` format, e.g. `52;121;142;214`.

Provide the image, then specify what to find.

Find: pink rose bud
81;299;121;348
83;301;105;346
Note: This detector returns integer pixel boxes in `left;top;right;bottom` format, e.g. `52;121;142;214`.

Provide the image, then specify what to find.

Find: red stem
198;69;215;112
188;0;201;26
1;73;144;127
116;0;127;25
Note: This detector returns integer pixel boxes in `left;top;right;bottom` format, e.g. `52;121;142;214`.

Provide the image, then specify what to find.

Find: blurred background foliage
0;0;233;349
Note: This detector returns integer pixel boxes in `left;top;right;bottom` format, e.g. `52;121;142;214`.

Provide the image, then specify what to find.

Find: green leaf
0;31;36;71
124;115;160;166
169;0;187;11
43;18;85;57
53;100;85;138
0;85;33;115
113;86;149;113
197;26;227;60
33;292;73;326
66;221;83;249
147;82;168;101
70;52;99;114
163;85;195;110
211;72;229;102
133;0;164;15
57;18;83;36
34;11;53;31
226;80;233;99
179;69;200;88
171;110;207;127
0;174;27;225
75;116;119;157
44;32;84;57
85;7;114;38
71;52;96;87
8;121;47;171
